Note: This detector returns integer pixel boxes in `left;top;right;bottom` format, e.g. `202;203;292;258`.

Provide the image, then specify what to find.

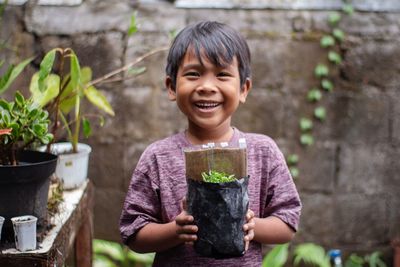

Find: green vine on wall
287;1;354;178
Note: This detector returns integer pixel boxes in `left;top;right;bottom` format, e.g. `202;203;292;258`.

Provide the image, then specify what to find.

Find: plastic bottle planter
0;216;4;241
11;215;37;252
41;142;92;189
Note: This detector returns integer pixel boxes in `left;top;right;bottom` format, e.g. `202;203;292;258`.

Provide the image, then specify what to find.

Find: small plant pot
0;216;4;241
11;215;37;252
40;142;92;189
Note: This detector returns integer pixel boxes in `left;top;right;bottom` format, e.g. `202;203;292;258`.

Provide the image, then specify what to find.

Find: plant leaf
321;78;334;92
84;86;115;116
307;88;322;102
0;57;34;95
333;28;345;42
93;239;124;262
70;52;81;94
127;66;146;76
366;252;387;267
15;91;25;107
0;128;12;136
61;67;92;100
315;64;329;78
343;4;354;15
294;243;330;267
300;117;313;131
328;12;341;26
262;243;289;267
314;106;327;121
82;117;91;138
320;35;335;48
328;51;342;65
287;154;299;165
128;11;138;36
345;253;365;267
300;134;314;146
290;167;300;178
30;72;60;107
39;49;57;92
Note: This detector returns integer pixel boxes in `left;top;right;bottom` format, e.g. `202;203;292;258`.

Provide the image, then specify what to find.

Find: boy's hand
175;198;198;245
243;209;255;251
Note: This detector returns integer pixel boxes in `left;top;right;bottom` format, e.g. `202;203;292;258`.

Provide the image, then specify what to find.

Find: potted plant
30;44;167;189
0;91;57;242
185;144;249;258
30;48;115;189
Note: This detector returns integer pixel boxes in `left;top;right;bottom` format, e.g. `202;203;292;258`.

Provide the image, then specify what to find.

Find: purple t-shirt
120;128;301;267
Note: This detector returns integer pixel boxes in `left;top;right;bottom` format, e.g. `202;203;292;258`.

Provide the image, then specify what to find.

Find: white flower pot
11;215;37;252
0;216;4;241
41;142;92;189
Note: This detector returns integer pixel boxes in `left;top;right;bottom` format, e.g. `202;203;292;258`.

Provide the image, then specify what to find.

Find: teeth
196;102;219;108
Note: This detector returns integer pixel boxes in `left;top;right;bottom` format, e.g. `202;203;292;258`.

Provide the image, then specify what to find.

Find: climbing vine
287;1;354;178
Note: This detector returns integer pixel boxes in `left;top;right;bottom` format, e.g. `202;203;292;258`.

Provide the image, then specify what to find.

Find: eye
184;71;200;77
217;72;232;77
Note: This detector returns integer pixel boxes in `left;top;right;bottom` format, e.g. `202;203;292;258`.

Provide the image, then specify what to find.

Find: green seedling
201;170;236;183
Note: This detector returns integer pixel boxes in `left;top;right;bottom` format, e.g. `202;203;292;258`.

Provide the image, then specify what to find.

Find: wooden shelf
0;180;94;267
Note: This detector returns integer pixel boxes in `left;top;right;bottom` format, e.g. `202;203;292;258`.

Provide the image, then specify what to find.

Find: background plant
29;48;115;153
288;1;354;178
262;243;387;267
93;239;154;267
0;91;53;165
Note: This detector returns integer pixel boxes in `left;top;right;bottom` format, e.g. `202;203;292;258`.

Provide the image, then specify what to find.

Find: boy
120;21;301;266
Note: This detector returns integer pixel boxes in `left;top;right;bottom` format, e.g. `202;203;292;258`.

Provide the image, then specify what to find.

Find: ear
166;76;176;101
239;78;252;103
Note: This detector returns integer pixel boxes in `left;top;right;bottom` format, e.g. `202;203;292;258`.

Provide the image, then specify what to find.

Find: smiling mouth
194;102;221;109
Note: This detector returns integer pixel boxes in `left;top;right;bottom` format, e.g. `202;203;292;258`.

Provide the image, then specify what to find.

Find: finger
245;240;249;251
178;234;197;242
246;209;254;220
176;225;198;234
176;213;194;225
182;197;187;211
245;220;255;231
246;229;254;241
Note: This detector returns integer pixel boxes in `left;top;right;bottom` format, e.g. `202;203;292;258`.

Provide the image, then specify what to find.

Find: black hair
165;21;251;90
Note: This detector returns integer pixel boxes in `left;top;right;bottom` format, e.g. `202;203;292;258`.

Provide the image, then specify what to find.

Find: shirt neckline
180;127;240;148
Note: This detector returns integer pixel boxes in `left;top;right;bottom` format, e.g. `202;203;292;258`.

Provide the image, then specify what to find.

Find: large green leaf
60;67;92;99
294;243;330;267
39;49;57;92
0;57;34;95
59;67;92;114
262;243;289;267
84;86;115;116
70;52;81;95
93;239;124;262
30;72;60;107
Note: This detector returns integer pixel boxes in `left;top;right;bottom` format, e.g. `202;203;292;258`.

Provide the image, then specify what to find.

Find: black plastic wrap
187;176;249;258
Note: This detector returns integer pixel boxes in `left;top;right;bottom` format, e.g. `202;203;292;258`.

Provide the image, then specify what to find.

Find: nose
196;76;217;95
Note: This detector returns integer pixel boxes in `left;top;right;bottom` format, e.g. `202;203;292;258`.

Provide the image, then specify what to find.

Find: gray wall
1;0;399;262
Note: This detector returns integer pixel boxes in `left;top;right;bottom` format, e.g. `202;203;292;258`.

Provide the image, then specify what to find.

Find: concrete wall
1;0;399;262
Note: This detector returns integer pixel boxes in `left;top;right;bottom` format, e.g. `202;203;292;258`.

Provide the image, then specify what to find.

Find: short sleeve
263;143;302;231
119;167;161;244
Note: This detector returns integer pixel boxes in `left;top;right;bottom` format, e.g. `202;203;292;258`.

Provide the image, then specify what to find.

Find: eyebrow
181;63;202;71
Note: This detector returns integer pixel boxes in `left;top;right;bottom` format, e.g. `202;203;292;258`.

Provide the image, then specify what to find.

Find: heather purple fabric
120;128;301;267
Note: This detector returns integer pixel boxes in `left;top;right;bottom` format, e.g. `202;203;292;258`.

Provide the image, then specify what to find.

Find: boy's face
166;49;251;135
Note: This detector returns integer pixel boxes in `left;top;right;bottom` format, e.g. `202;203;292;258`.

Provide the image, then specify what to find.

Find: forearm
253;216;295;244
128;222;181;253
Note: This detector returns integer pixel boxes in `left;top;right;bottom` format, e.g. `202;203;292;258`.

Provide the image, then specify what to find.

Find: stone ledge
1;0;82;5
175;0;400;12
